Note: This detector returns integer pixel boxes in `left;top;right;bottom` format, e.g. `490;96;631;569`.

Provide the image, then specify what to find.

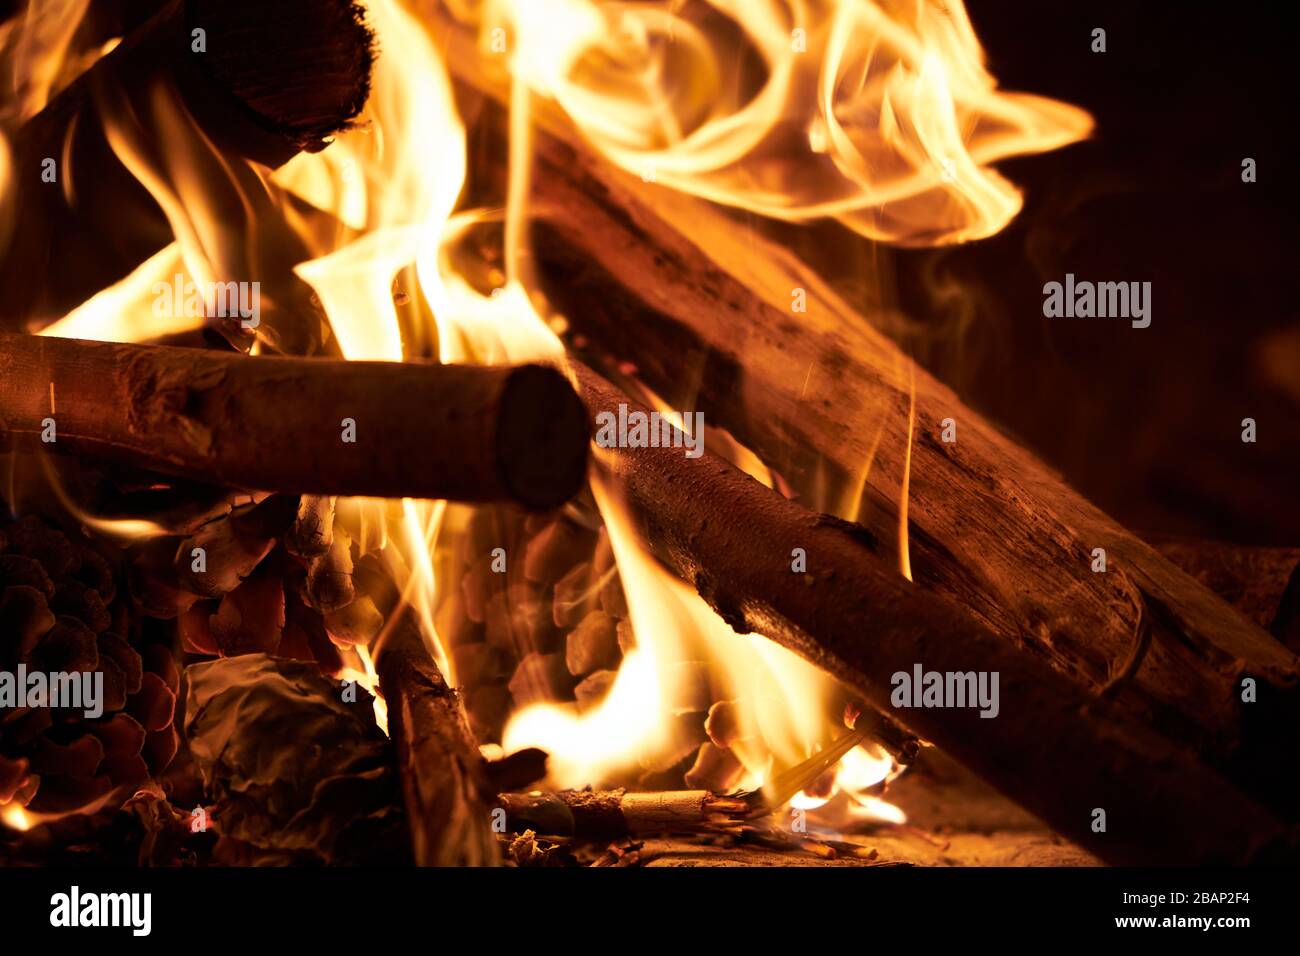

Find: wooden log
0;332;589;508
0;0;372;344
375;615;498;866
529;134;1300;732
574;362;1292;865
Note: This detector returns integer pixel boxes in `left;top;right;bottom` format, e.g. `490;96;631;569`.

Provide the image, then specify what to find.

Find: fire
0;802;35;832
469;0;1092;244
8;0;1091;833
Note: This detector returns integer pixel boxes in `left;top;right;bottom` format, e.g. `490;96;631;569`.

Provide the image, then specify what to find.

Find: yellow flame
899;360;916;581
39;244;199;343
0;802;34;832
480;0;1092;245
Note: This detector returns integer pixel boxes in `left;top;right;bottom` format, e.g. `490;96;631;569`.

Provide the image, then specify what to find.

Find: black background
890;1;1298;544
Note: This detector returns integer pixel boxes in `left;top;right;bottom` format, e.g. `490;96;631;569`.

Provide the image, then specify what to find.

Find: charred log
375;616;499;866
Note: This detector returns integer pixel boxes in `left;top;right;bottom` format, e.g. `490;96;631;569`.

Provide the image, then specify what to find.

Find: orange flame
479;0;1092;244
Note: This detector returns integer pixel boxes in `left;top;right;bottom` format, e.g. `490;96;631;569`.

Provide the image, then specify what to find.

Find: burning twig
496;788;751;840
0;333;589;508
572;362;1290;865
760;728;871;812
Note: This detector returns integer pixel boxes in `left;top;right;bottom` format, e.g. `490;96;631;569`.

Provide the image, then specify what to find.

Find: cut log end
495;364;591;510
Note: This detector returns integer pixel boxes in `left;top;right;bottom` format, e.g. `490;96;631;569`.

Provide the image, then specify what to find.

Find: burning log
374;616;498;866
574;363;1292;865
0;0;374;337
419;6;1300;814
532;137;1300;813
0;333;589;508
497;788;751;840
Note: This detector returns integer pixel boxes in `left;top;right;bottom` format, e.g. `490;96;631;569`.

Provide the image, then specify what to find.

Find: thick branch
0;332;589;508
575;363;1290;865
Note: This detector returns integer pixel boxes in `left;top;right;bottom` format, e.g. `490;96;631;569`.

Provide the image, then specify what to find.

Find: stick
0;0;373;335
0;332;589;508
497;789;750;840
574;362;1290;865
375;615;499;866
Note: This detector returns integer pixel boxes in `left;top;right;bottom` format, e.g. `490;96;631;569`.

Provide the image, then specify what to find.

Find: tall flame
474;0;1092;244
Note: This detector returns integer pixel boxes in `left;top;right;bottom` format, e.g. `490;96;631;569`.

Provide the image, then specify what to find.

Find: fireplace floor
507;749;1098;868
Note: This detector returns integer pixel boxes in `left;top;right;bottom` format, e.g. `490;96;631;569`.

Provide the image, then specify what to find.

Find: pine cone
132;494;370;676
0;512;179;816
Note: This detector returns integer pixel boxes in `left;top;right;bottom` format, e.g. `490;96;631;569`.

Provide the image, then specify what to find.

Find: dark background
886;0;1298;545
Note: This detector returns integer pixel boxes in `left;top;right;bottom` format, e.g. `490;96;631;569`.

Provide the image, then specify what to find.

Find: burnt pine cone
0;513;179;815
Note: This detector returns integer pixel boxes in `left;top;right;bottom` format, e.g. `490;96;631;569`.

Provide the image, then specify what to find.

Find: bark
0;332;589;508
375;615;499;866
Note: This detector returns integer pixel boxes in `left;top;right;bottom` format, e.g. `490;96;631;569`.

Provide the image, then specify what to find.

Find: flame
899;360;916;580
0;802;35;832
0;0;94;123
40;244;198;343
6;0;1092;832
476;0;1092;245
282;0;907;816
